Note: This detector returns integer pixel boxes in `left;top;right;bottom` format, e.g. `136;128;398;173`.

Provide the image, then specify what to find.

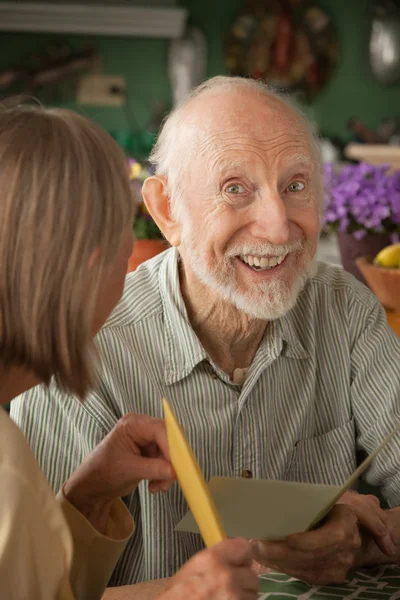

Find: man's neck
179;262;267;376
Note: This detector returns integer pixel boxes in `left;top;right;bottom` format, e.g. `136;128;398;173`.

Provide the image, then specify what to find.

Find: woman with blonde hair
0;105;259;600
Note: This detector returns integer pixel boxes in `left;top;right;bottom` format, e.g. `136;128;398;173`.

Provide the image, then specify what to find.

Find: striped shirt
11;247;400;586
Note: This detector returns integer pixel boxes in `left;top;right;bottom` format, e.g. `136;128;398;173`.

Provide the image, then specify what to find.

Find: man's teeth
240;254;286;269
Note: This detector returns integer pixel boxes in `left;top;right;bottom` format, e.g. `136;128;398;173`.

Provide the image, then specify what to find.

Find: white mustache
225;239;305;258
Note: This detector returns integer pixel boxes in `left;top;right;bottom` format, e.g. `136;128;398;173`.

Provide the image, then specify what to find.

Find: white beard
181;230;317;321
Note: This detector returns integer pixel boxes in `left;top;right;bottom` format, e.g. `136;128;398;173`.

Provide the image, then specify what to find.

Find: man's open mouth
238;253;288;271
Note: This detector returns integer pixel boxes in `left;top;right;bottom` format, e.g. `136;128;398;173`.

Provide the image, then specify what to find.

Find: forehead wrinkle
197;130;240;158
204;141;313;176
191;112;314;179
271;143;313;165
198;130;312;161
183;89;315;155
206;149;264;178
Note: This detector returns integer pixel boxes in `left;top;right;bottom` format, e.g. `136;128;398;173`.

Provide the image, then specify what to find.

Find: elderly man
12;76;400;599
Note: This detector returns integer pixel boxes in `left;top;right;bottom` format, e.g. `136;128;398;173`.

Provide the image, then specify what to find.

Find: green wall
1;0;400;142
187;0;400;140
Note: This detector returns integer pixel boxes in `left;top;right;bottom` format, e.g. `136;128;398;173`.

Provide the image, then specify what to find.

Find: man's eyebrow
212;159;244;174
287;153;314;170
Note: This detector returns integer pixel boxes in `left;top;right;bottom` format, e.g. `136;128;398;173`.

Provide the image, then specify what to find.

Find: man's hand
64;413;175;532
160;539;259;600
254;505;361;585
358;506;400;567
337;491;397;556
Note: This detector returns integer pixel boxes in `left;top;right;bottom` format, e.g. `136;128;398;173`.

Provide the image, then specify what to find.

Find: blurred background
2;0;400;285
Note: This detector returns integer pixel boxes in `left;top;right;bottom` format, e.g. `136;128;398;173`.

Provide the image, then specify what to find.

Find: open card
175;420;400;541
176;477;341;540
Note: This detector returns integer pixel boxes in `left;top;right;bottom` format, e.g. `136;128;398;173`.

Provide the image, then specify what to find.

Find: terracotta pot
127;239;169;272
337;232;392;284
356;257;400;312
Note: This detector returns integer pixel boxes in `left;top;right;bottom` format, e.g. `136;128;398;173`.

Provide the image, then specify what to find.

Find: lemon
374;243;400;268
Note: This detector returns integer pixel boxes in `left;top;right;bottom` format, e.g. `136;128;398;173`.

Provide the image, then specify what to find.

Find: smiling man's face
176;91;321;320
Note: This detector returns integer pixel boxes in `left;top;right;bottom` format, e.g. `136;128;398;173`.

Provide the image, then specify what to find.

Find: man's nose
248;192;290;245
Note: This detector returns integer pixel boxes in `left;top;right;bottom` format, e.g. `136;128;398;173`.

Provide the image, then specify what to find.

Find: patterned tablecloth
258;566;400;599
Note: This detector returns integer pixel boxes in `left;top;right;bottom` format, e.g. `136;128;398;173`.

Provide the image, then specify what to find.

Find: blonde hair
0;104;134;398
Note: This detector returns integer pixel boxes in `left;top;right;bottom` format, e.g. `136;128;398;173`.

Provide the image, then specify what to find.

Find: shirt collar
159;248;207;385
159;248;309;385
278;296;311;361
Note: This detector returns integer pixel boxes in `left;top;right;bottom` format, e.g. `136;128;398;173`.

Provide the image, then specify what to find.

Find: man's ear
142;176;182;247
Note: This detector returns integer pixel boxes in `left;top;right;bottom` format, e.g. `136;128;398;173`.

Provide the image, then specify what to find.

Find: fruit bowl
356;257;400;312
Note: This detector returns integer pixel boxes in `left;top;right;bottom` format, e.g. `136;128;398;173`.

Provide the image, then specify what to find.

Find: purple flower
323;162;400;238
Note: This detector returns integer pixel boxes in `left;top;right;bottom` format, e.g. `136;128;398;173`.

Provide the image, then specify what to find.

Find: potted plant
127;158;169;272
323;162;400;283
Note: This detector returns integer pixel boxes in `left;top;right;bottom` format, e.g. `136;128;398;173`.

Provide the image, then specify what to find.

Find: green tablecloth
258;566;400;599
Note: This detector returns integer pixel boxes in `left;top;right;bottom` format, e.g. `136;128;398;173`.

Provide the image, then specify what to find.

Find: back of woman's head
0;104;134;398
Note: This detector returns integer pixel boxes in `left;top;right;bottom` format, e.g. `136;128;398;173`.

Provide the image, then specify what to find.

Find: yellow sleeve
57;489;134;600
0;465;74;600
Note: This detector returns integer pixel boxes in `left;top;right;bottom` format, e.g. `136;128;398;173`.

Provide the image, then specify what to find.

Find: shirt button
210;372;218;379
241;469;253;479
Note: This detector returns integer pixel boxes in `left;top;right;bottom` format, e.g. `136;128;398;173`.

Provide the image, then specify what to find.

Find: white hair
149;76;322;220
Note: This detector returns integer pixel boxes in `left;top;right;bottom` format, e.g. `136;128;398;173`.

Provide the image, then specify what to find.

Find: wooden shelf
345;144;400;170
0;2;188;38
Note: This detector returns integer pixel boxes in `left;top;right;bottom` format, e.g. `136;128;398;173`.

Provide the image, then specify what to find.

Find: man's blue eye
226;184;245;194
287;181;305;192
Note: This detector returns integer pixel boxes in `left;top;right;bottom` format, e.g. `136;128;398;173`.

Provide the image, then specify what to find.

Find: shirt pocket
285;418;357;486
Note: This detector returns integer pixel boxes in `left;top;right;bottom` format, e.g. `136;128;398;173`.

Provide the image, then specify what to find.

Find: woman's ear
142;176;182;247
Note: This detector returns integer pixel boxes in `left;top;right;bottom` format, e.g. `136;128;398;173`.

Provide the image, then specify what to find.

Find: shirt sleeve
57;489;134;600
0;465;74;600
350;295;400;507
10;383;114;493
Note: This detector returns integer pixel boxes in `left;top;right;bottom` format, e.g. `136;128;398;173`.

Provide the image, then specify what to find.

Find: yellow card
163;398;225;547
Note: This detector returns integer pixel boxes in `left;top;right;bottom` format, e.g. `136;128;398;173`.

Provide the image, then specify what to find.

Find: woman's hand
160;539;259;600
64;413;175;532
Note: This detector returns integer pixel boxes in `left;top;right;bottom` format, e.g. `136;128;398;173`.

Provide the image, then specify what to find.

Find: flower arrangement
323;162;400;240
128;158;163;240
